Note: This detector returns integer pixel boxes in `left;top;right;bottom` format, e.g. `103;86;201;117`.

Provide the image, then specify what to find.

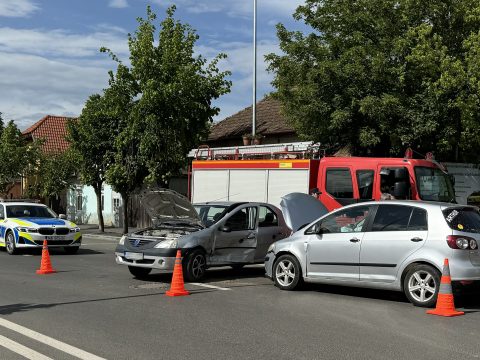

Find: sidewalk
79;224;139;240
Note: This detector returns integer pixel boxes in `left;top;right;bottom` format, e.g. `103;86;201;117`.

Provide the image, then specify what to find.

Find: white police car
0;200;81;255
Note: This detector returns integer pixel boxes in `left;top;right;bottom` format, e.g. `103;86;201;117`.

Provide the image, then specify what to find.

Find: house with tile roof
21;115;123;227
207;97;300;148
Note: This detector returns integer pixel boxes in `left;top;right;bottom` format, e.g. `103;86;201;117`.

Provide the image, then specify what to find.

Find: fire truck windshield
414;166;455;203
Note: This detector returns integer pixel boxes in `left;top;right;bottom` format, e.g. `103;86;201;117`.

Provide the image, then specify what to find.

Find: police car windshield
6;205;56;218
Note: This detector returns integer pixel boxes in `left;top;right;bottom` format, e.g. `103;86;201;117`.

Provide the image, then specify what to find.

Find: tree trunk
94;184;105;232
122;192;129;234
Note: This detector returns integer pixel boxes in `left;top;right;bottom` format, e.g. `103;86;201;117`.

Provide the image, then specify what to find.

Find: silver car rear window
443;207;480;233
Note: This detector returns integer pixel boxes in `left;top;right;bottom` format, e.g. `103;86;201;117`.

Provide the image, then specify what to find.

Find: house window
113;198;120;210
76;195;82;211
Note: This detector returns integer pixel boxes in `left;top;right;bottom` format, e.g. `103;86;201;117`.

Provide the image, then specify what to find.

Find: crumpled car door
210;206;258;264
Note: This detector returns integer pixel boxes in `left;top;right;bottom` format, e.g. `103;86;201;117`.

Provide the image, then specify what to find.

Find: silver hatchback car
265;201;480;307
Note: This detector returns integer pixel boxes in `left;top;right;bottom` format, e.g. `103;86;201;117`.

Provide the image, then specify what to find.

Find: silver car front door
210;206;258;264
305;205;372;280
360;205;428;283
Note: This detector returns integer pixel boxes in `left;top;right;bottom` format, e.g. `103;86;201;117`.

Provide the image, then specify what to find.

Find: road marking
0;318;106;360
0;334;53;360
189;282;231;291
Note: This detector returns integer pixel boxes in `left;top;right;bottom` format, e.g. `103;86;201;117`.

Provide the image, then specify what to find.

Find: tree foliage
267;0;480;160
102;6;231;232
0;119;40;195
25;148;79;211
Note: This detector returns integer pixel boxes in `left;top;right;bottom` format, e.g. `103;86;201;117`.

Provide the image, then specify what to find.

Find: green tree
0;120;40;196
26;148;79;212
67;94;118;232
103;6;231;233
267;0;480;160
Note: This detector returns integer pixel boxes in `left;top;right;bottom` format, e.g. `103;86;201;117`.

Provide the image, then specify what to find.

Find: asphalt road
1;236;480;360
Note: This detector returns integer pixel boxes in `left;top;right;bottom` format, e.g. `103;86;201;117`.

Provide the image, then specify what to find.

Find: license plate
125;252;144;260
45;236;66;241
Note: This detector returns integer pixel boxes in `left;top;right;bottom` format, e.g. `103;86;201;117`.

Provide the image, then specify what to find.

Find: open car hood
138;188;203;227
280;192;328;232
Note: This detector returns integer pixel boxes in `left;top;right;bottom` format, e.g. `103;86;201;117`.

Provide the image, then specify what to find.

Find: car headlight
69;227;81;233
17;227;38;233
154;239;178;249
119;235;126;245
267;243;276;253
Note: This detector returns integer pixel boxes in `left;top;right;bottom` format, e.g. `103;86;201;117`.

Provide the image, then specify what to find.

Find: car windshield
415;166;455;203
194;204;229;227
443;207;480;234
6;205;56;218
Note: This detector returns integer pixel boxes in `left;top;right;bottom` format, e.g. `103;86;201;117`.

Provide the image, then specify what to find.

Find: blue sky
0;0;305;130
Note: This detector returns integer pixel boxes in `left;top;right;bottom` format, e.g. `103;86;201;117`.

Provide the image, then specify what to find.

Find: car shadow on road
0;289;217;316
20;248;104;256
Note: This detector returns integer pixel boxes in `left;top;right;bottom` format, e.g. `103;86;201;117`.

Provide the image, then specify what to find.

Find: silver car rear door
360;204;428;283
305;205;372;281
210;205;258;264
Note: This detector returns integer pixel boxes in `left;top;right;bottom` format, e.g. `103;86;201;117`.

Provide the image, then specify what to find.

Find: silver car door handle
411;237;423;242
349;238;360;243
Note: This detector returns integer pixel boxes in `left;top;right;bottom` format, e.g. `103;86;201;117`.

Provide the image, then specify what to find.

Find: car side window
225;207;257;231
326;168;353;199
306;206;370;234
258;206;278;227
372;205;413;231
408;208;428;231
0;205;4;219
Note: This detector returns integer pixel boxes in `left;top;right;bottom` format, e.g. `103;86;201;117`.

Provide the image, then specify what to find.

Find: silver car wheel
191;253;206;278
275;259;296;287
407;270;436;304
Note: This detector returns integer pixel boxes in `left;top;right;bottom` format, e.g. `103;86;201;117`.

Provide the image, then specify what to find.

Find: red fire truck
188;142;455;211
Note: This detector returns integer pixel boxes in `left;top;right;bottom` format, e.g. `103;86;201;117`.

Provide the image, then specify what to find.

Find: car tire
183;249;207;282
403;264;441;307
5;231;18;255
128;266;152;279
273;254;303;290
64;246;80;255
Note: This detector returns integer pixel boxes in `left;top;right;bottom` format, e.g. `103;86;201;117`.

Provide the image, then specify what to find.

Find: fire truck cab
188;143;455;211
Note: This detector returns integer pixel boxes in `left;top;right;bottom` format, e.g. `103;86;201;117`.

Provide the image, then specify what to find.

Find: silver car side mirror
219;225;231;233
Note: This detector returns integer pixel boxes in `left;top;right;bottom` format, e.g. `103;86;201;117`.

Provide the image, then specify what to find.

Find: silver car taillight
446;235;478;250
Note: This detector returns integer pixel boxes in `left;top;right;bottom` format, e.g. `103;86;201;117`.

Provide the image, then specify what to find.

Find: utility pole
252;0;257;137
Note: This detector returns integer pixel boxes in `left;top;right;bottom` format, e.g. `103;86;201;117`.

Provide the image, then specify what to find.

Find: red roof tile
22;115;74;153
208;97;295;141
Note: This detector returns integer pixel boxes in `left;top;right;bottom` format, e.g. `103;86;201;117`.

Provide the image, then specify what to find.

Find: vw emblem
133;239;141;247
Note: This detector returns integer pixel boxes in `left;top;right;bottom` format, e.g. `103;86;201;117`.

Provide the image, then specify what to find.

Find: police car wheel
6;232;18;255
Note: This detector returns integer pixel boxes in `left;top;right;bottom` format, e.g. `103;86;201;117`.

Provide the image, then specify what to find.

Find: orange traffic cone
36;240;57;275
166;250;189;297
427;258;464;317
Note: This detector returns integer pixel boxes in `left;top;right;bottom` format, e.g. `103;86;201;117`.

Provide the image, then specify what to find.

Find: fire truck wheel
183;249;206;282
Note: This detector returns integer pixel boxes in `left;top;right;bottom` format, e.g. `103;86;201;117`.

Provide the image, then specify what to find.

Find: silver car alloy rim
275;259;295;287
192;254;206;278
408;270;436;303
6;233;14;253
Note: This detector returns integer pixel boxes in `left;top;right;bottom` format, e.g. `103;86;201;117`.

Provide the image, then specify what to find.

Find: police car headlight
18;227;38;233
154;239;178;249
69;227;81;233
267;243;276;253
119;235;126;245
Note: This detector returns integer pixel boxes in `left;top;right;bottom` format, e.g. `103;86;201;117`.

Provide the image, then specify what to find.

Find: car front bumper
115;246;179;271
264;251;275;280
16;232;82;248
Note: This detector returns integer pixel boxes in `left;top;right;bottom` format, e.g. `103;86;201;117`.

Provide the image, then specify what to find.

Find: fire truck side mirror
394;168;408;181
393;181;408;199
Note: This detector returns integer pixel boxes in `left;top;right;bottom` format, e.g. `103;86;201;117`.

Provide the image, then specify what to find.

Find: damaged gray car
115;188;292;281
